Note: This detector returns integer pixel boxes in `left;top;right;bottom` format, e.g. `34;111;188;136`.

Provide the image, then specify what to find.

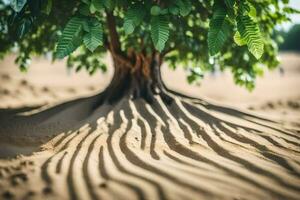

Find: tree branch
105;11;134;68
106;11;121;54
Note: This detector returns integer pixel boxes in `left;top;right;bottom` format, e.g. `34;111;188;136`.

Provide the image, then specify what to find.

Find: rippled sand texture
0;53;300;200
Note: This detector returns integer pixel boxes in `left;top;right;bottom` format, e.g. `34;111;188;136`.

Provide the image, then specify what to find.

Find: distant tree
279;24;300;52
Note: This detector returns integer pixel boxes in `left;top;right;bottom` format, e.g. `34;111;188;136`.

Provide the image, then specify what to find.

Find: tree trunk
103;54;167;103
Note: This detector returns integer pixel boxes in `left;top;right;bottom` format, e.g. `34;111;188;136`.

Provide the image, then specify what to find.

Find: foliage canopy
0;0;298;90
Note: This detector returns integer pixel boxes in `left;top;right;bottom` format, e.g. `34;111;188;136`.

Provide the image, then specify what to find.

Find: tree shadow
0;93;105;158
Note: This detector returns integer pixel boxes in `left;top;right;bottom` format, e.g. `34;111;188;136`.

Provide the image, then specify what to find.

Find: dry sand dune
0;53;299;200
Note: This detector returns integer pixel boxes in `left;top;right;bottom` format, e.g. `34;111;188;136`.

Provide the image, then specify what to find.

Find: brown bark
106;11;132;69
104;11;166;103
99;51;165;104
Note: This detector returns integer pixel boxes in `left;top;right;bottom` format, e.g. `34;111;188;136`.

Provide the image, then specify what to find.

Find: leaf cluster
0;0;298;89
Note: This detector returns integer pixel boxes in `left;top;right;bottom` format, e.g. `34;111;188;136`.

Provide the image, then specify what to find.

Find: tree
0;1;300;199
279;24;300;51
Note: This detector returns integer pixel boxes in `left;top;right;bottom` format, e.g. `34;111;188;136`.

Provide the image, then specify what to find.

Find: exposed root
0;88;300;200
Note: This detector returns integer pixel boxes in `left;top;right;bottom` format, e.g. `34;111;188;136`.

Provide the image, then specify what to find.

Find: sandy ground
0;53;299;199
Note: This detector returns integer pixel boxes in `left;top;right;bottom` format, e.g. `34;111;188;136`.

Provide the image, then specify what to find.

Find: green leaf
123;20;134;35
248;3;257;18
169;6;179;15
151;15;169;52
151;6;161;16
123;4;145;34
174;0;192;17
282;0;289;4
103;0;114;11
82;19;90;32
55;17;84;59
237;15;264;59
224;0;235;18
91;0;103;11
160;9;168;15
89;3;97;14
79;4;90;16
208;5;231;56
224;0;235;8
81;0;90;4
83;19;103;52
41;0;52;15
17;18;32;38
233;31;246;46
10;0;27;12
283;7;300;14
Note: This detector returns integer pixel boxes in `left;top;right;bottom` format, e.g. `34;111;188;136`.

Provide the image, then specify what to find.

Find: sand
0;52;299;200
